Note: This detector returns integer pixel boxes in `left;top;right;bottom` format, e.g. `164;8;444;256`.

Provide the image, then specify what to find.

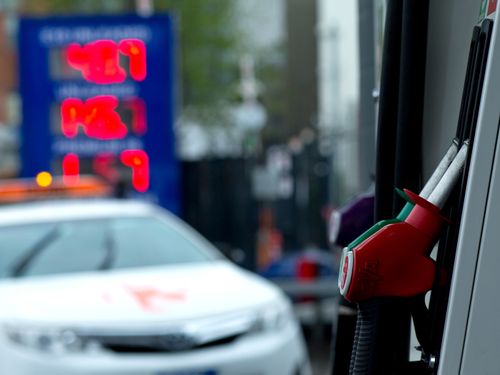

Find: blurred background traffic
0;0;386;374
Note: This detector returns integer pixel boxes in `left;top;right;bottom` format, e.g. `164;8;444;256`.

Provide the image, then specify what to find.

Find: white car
0;199;310;375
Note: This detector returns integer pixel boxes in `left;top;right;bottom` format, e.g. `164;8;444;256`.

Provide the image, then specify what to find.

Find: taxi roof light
0;175;113;204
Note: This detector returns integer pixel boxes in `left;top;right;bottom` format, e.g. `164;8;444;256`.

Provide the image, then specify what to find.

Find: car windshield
0;215;218;279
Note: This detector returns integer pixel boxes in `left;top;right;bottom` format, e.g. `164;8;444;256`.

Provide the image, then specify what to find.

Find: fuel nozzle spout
400;140;469;239
419;138;459;199
427;140;469;209
338;140;469;303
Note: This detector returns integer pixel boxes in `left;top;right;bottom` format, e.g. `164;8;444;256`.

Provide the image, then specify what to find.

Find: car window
23;221;108;277
0;223;58;278
111;217;215;269
0;215;216;279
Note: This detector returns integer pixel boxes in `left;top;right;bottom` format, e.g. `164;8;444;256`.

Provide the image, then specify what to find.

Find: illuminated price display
19;15;180;212
66;39;147;84
61;39;148;191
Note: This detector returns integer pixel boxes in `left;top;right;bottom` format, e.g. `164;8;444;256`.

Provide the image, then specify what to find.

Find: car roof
0;199;158;226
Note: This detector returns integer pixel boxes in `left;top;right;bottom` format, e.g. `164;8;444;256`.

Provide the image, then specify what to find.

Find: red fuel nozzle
339;141;468;303
340;189;444;302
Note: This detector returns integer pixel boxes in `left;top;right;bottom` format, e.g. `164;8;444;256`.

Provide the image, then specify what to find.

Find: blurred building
285;0;318;140
0;9;18;178
317;0;375;205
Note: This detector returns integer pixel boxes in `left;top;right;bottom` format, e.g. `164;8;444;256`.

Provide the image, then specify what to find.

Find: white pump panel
439;7;500;375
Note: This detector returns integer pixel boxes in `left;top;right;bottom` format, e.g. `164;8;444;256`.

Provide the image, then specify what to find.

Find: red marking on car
125;286;186;312
101;292;113;303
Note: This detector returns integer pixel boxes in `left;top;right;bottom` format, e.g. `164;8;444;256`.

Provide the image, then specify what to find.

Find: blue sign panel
18;14;180;213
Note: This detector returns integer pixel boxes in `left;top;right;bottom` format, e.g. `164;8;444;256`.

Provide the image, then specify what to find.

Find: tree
156;0;242;125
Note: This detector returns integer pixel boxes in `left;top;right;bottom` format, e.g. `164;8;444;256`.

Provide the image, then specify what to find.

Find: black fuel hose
349;1;403;373
350;0;403;373
350;0;429;374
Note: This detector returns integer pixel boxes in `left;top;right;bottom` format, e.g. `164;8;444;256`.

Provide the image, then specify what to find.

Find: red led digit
125;98;147;135
93;153;119;182
61;96;128;140
120;150;149;192
61;98;84;137
62;153;80;185
67;40;126;84
119;39;147;81
83;96;128;139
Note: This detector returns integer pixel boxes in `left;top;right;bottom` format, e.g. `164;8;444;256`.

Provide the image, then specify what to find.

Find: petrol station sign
18;15;180;213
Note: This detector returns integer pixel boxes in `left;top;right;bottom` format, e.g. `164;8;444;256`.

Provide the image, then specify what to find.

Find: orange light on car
36;172;53;187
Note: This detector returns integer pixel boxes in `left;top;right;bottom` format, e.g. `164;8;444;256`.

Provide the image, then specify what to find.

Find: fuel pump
338;141;467;375
335;1;495;374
